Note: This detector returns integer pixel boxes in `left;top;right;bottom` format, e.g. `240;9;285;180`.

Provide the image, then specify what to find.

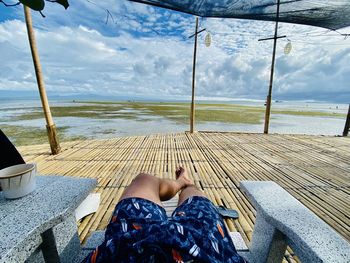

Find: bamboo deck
18;132;350;261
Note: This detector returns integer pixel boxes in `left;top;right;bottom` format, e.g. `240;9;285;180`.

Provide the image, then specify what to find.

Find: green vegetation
10;105;136;121
6;101;346;124
196;109;262;124
20;0;45;11
1;124;86;146
2;101;346;146
72;101;346;120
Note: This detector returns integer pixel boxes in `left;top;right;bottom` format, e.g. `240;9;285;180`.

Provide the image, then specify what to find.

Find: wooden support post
343;104;350;136
264;0;281;134
190;17;199;134
24;6;60;155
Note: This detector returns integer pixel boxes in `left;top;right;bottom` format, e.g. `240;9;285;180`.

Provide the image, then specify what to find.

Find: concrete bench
240;181;350;263
0;176;96;263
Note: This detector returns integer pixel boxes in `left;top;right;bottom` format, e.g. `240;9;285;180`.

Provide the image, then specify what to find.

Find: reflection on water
0;99;348;140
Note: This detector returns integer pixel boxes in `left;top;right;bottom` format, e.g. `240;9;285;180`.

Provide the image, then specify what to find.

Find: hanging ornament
205;33;211;47
284;41;292;55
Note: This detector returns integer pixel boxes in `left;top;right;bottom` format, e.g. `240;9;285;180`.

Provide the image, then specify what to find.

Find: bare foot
175;167;194;187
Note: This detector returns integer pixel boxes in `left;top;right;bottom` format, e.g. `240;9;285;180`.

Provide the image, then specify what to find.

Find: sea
0;97;348;141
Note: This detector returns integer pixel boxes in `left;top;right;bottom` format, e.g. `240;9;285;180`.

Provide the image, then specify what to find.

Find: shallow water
0;99;348;142
269;114;346;135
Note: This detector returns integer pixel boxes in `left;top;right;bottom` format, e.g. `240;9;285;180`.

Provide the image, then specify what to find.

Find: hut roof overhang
129;0;350;30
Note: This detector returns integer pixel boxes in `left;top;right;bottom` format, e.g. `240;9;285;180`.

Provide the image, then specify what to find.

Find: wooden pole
264;0;281;134
24;6;61;154
343;104;350;136
190;17;199;134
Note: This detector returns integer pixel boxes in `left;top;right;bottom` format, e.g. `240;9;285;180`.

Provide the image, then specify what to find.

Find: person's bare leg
119;173;163;205
159;167;193;201
178;185;206;206
177;168;206;206
119;168;193;206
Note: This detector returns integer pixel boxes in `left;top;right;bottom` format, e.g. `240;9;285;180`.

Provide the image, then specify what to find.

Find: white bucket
0;163;36;199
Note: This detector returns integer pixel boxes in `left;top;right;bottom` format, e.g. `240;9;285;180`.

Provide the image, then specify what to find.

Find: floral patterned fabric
82;196;247;263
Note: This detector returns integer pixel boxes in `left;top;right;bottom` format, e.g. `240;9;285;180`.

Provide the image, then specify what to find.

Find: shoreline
1;100;348;146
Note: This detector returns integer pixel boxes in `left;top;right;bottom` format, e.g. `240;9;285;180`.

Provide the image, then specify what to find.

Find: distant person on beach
83;167;246;263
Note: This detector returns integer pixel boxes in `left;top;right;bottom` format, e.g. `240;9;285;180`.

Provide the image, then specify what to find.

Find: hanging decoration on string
284;40;292;55
205;32;211;47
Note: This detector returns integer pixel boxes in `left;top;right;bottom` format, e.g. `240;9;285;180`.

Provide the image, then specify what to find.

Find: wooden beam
264;0;281;134
24;6;60;154
190;17;199;134
258;35;286;41
343;104;350;136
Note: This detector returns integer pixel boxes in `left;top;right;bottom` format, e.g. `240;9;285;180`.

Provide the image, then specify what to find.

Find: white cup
0;163;37;199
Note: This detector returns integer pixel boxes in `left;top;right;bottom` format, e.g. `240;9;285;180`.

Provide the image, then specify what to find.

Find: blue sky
0;0;349;102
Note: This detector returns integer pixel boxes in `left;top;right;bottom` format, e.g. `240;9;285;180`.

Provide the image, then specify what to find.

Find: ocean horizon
0;97;348;146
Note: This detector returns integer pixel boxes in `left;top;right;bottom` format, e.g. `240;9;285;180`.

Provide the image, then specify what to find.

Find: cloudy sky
0;0;349;102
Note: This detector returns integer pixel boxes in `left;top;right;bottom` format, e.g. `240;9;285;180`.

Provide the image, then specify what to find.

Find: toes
175;168;181;178
175;166;185;178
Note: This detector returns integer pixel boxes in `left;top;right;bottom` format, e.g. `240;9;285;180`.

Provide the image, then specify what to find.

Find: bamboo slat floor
18;132;350;262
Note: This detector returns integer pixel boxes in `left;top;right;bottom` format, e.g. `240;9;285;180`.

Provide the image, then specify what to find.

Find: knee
129;173;160;189
133;173;155;182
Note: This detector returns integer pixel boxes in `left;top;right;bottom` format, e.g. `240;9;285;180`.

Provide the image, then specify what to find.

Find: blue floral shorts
82;196;246;263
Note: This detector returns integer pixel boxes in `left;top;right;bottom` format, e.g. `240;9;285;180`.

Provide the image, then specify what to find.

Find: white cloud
0;0;349;102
